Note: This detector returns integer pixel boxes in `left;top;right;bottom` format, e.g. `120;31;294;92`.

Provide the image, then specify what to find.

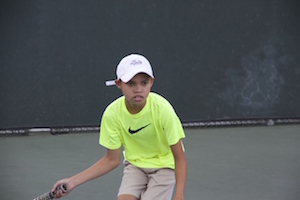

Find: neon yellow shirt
99;92;185;169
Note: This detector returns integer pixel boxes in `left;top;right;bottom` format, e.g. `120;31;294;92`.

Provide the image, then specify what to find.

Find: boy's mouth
133;96;143;101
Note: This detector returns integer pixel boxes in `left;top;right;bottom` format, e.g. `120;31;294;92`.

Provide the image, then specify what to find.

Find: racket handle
32;191;53;200
33;184;67;200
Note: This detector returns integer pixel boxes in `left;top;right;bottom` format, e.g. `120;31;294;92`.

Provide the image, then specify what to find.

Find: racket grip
33;184;67;200
32;191;53;200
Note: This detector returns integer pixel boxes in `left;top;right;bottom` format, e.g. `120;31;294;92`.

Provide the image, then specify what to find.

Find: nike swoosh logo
128;124;151;134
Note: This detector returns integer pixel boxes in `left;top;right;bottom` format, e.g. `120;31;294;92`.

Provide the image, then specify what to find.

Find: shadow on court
1;125;300;200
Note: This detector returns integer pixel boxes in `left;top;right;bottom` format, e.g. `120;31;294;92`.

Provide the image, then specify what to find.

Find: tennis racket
33;184;67;200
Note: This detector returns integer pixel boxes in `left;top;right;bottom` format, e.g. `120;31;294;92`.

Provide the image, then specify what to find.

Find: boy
52;54;187;200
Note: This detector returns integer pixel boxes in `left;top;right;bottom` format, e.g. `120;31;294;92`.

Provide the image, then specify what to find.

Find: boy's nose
134;84;142;93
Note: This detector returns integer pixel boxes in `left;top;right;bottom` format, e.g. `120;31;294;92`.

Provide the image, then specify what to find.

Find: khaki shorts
118;161;175;200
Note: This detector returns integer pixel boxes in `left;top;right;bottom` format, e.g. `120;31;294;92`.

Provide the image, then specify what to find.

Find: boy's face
116;73;154;114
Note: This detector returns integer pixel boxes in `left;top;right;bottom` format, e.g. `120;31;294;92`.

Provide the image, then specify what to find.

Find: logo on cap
130;60;142;65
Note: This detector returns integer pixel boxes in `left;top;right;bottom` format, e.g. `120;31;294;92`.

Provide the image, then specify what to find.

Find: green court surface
1;125;300;200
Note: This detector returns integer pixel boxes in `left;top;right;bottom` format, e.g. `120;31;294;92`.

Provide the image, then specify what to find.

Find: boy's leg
117;194;139;200
118;161;148;199
141;168;175;200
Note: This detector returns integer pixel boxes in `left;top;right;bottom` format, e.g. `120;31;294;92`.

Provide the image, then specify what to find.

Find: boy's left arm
171;139;187;200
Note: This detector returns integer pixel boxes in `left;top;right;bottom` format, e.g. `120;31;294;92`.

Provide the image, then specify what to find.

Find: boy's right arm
52;147;121;198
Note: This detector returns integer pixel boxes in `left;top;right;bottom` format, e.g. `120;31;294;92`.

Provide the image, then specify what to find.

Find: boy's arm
52;147;121;198
171;140;187;200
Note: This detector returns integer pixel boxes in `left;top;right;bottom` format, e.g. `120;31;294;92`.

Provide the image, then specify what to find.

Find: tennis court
1;125;300;200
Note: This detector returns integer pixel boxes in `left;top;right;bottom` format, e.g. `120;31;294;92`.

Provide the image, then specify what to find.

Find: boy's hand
52;178;74;198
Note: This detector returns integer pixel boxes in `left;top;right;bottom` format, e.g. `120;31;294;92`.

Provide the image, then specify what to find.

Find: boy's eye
126;81;148;86
127;82;134;86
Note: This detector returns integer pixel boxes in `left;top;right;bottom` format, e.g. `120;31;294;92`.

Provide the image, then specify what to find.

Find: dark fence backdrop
1;0;299;130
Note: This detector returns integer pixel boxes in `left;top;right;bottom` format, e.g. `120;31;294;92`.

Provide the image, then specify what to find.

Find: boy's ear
150;77;154;85
115;79;121;89
148;77;154;87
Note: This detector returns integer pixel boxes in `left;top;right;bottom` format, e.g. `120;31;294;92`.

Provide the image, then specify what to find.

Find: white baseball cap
105;54;154;86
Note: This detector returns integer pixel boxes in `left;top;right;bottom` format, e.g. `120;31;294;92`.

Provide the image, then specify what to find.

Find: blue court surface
1;125;300;199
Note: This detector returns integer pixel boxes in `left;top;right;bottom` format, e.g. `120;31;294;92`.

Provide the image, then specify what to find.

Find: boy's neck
125;99;146;114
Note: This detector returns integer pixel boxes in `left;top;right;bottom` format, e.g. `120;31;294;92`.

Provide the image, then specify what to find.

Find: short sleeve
160;102;185;146
99;109;122;150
